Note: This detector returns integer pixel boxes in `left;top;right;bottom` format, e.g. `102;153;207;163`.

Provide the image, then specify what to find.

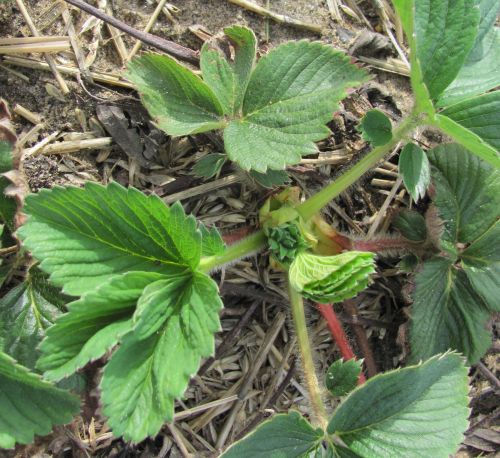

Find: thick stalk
288;283;328;429
199;230;266;272
296;112;419;221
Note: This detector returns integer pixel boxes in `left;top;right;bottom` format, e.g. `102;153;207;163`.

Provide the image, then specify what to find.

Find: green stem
296;111;419;221
199;230;267;272
288;282;328;429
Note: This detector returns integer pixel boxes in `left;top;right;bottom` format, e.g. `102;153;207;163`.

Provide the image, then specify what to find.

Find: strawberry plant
1;0;499;454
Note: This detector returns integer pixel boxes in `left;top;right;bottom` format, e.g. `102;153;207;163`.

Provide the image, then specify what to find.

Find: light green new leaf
427;144;500;246
328;353;469;458
224;41;368;172
100;272;222;442
0;268;65;370
220;411;324;458
201;26;257;115
358;109;392;146
0;351;80;449
289;251;375;303
410;259;492;363
18;182;201;295
440;91;500;152
412;0;479;101
325;358;362;397
126;54;224;136
398;143;430;202
37;272;164;382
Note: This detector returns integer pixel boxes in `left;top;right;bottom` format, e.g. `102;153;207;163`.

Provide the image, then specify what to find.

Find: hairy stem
288;284;328;428
296;111;419;221
199;230;266;272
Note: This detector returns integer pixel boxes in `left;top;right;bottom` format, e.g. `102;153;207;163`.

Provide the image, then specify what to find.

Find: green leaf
325;358;362;397
461;219;500;267
0;351;80;449
250;169;290;188
19;182;202;295
37;272;163;382
438;6;500;108
201;26;257;115
463;263;500;312
327;353;469;458
100;272;222;442
410;259;492;363
392;210;427;242
399;143;430;202
427;143;500;246
220;411;324;458
126;54;224;136
224;41;368;172
200;223;226;257
289;251;376;304
440;91;500;152
193;153;226;178
0;140;16;232
433;114;500;168
358;110;392;146
0;268;65;370
412;0;480;101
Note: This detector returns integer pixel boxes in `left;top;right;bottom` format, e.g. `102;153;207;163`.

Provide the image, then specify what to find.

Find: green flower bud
268;223;309;265
289;251;376;303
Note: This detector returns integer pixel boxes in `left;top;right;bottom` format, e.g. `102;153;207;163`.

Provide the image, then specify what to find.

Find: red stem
316;303;366;384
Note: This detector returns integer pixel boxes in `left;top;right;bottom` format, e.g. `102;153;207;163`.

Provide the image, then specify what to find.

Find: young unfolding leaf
101;272;222;442
18;182;202;295
325;358;362;397
328;353;469;458
358;110;392;146
289;251;375;303
0;268;65;370
127;27;367;173
220;411;324;458
410;144;500;363
398;143;430;202
0;351;80;449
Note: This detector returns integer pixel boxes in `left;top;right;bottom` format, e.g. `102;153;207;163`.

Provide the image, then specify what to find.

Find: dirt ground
0;0;498;456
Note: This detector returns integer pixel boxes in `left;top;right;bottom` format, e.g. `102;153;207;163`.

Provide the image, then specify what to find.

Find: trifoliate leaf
412;0;480;101
328;353;469;458
325;359;362;397
410;258;493;363
224;41;368;172
250;169;290;188
289;251;376;303
37;272;164;382
392;210;427;242
0;140;16;232
428;144;499;246
358;110;392;146
410;144;500;363
201;26;257;115
100;272;222;442
0;351;80;449
398;143;430;202
19;182;202;295
126;54;225;136
200;223;226;257
0;268;65;370
193;153;226;179
220;411;324;458
440;91;500;151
